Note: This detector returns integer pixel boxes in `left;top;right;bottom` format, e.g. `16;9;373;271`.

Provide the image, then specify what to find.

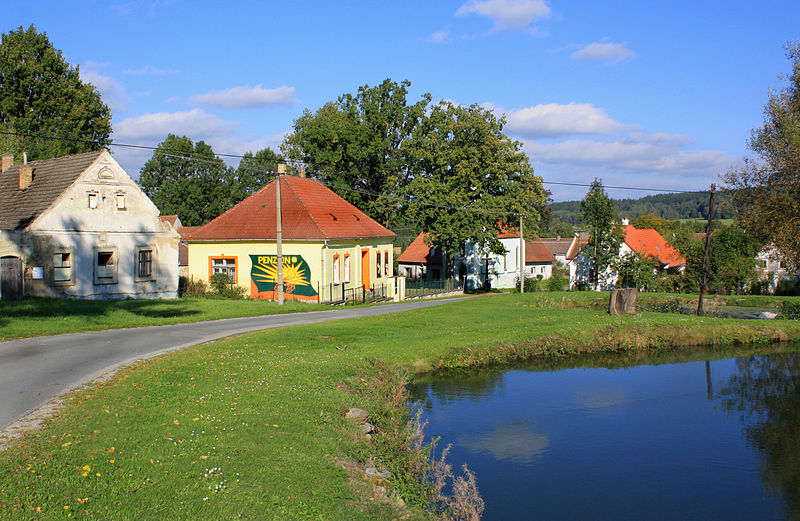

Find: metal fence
405;277;459;298
317;282;389;305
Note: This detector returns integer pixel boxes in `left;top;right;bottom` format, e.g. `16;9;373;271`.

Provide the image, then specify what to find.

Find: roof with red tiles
623;225;686;266
397;232;444;265
183;176;396;241
525;242;557;264
160;215;180;228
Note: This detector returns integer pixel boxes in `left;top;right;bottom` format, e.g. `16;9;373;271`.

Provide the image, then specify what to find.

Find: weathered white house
455;230;525;290
756;242;798;293
0;151;180;299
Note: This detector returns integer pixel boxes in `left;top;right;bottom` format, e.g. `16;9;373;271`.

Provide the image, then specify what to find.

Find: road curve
0;298;466;432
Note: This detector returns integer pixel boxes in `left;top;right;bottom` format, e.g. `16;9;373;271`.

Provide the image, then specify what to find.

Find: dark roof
535;237;575;256
0;151;103;230
397;232;444;265
184;176;396;241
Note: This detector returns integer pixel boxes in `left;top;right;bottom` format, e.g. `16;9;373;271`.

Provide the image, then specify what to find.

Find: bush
547;269;568;292
776;278;800;296
180;276;208;297
779;300;800;320
210;273;248;299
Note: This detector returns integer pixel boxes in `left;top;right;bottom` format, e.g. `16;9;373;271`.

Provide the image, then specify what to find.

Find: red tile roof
525;242;557;264
160;215;180;228
623;225;686;266
397;233;444;264
184;176;395;241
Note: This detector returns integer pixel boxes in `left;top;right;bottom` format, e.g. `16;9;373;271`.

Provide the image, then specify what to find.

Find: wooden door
361;249;370;290
1;256;23;299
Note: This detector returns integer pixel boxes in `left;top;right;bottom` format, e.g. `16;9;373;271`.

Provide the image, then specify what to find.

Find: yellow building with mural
184;175;396;302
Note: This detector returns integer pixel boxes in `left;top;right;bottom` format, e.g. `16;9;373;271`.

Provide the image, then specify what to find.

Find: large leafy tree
580;179;623;289
230;148;283;206
404;102;546;256
0;25;111;160
138;135;233;226
282;79;430;226
725;42;800;269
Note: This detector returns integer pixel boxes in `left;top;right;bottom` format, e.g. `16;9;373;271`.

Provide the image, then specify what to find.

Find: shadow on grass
0;297;202;323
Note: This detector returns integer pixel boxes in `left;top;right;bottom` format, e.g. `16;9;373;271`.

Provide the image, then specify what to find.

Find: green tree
231;148;283;205
725;41;800;270
580;179;623;289
0;25;111;160
631;213;674;238
612;251;660;289
138;135;233;226
283;79;430;226
404;101;546;258
708;224;759;294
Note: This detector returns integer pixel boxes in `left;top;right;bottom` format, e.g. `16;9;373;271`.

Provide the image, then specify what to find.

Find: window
137;249;153;279
116;194;127;210
344;254;351;283
384;251;389;276
211;258;236;283
94;249;118;284
53;252;72;283
88;193;98;209
376;251;381;278
333;255;341;285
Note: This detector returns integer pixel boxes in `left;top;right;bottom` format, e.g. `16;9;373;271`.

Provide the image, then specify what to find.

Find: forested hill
549;191;734;225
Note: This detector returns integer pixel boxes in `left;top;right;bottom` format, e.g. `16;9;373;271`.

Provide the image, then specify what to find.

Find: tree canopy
725;41;800;269
230;148;284;206
580;179;623;289
138;135;232;227
0;25;111;160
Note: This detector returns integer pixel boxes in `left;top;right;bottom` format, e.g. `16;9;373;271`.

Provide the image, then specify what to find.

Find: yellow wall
186;239;394;301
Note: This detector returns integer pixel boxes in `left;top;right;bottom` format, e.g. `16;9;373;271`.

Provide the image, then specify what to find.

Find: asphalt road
0;298;464;432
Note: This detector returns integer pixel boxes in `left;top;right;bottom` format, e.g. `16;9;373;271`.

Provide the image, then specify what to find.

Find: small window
138;249;153;278
344;254;351;283
211;258;236;283
376;251;381;278
94;249;118;284
88;193;98;209
116;194;127;210
384;251;389;276
53;252;72;282
333;255;341;285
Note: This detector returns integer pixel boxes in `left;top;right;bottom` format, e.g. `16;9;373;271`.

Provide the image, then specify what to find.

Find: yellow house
184;175;396;302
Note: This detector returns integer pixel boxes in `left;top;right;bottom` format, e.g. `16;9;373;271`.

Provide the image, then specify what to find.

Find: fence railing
317;282;389;305
405;277;459;298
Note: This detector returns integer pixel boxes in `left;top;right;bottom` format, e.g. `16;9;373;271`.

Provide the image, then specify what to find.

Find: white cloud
571;39;635;64
80;69;130;113
191;85;298;110
500;102;637;138
428;28;451;44
113;109;237;141
456;0;550;31
123;64;179;76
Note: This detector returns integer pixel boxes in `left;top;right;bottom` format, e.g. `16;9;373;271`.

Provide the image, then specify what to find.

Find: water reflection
719;352;800;519
413;343;800;521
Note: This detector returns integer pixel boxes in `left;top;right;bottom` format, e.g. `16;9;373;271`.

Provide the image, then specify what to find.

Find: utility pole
519;214;525;293
697;184;716;316
276;163;285;305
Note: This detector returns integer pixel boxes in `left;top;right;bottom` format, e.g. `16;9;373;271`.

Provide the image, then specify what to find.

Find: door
1;256;24;299
361;249;370;290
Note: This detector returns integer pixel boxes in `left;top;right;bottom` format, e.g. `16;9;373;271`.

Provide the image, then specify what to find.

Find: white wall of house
455;237;523;290
569;243;635;290
525;262;553;280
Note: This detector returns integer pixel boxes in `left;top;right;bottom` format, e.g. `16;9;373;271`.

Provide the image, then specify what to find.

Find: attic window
329;213;337;221
88;193;98;209
116;194;127;210
354;214;360;221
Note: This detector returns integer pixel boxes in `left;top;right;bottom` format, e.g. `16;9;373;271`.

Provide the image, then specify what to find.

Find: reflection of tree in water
719;353;800;518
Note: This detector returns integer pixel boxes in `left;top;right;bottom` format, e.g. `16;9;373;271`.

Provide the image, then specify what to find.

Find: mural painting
249;254;319;301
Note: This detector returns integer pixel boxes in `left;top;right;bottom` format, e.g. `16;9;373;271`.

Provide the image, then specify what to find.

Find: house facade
455;230;524;290
569;223;686;290
756;242;798;293
524;241;557;280
0;151;180;299
397;232;446;280
184;175;396;302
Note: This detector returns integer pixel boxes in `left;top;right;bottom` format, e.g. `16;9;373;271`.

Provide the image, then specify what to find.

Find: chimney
621;218;630;226
277;162;286;174
19;165;33;190
298;165;306;178
1;154;12;173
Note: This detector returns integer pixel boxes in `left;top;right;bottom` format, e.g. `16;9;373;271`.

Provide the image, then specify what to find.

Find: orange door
361;249;370;289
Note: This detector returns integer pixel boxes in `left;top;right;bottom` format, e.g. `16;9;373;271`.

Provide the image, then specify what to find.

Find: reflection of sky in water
459;422;549;463
572;385;627;414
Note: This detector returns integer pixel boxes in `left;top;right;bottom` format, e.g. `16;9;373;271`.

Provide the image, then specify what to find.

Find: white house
756;242;797;293
569;222;686;290
0;151;180;299
454;229;525;290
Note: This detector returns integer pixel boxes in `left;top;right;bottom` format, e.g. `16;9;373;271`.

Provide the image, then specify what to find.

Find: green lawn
1;293;800;520
0;297;330;341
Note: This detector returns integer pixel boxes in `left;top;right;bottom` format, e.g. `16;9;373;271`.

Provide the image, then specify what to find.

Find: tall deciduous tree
138;135;232;226
725;41;800;269
0;25;111;160
282;79;430;226
580;179;623;289
231;148;283;205
404;102;546;256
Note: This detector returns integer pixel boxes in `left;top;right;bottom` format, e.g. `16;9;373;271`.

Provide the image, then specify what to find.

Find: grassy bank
0;298;329;341
1;293;800;520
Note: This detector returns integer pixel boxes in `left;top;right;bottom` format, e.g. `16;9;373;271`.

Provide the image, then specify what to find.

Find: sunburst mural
249;255;318;298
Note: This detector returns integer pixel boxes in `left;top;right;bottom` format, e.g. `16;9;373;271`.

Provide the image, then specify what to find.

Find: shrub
547;268;568;292
779;300;800;320
210;273;247;299
180;276;208;297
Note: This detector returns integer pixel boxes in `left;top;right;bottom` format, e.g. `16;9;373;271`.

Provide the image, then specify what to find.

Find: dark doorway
1;256;24;299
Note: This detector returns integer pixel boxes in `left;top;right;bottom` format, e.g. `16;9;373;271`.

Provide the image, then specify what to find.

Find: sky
4;0;800;201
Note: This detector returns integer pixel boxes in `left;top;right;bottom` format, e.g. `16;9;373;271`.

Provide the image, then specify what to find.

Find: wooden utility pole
276;163;285;305
697;184;716;316
519;214;525;293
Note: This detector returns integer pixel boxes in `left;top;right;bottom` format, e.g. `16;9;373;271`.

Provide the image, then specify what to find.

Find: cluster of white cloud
191;85;297;110
456;0;551;31
571;39;635;64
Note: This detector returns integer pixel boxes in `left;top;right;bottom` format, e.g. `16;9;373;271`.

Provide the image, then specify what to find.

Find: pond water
412;345;800;521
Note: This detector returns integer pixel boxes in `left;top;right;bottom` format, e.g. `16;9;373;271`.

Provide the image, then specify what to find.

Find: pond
412;345;800;521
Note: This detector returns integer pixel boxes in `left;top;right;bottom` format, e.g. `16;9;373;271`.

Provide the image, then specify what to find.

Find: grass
1;293;800;520
0;297;330;341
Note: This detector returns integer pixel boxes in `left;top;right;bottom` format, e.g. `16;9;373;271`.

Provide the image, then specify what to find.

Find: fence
317;281;389;305
405;277;459;298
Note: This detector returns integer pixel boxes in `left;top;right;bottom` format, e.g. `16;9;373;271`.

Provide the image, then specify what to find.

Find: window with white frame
333;255;341;285
344;254;351;283
384;251;389;276
376;251;381;278
211;258;236;283
116;193;127;210
52;252;72;283
88;192;98;209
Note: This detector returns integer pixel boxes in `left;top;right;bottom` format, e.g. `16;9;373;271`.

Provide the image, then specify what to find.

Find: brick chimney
1;154;12;173
19;153;32;190
298;165;306;178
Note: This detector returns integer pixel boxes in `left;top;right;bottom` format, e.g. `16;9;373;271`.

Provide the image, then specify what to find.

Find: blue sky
5;0;799;200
